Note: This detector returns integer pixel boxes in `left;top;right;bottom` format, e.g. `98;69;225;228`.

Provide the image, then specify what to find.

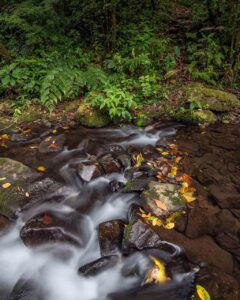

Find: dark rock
109;271;195;300
197;266;239;300
99;220;125;256
8;279;43;300
10;133;27;143
155;228;234;273
122;218;161;253
141;182;185;217
20;211;87;247
77;163;101;182
38;134;65;154
209;185;240;208
216;232;240;258
78;255;120;276
185;204;220;238
0;214;11;231
117;154;132;169
99;154;121;174
109;180;125;192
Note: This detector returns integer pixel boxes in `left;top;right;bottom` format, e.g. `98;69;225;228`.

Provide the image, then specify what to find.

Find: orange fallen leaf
42;214;53;225
2;182;11;189
155;200;167;211
49;143;57;149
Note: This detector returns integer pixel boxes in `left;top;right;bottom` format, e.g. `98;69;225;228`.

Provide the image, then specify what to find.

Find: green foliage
187;33;227;84
85;85;136;120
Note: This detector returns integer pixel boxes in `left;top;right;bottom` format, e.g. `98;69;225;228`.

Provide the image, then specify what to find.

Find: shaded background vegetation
0;0;239;119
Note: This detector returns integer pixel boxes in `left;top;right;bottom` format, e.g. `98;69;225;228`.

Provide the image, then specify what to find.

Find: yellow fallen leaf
175;156;182;163
163;222;175;230
1;134;9;140
37;166;46;172
2;182;11;189
25;192;30;197
52;129;57;134
146;256;169;284
196;285;211;300
0;177;7;181
134;153;144;168
162;152;169;156
182;192;196;202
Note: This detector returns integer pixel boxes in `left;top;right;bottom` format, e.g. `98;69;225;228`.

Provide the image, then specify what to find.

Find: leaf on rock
163;222;175;229
182;192;196;202
154;199;167;211
37;166;46;172
196;285;211;300
42;214;53;225
146;256;169;284
134;153;144;168
2;182;11;189
1;134;9;140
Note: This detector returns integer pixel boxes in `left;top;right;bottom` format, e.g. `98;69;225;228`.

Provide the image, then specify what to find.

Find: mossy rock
0;158;39;217
192;109;217;124
75;103;110;128
184;83;240;112
15;111;41;123
141;181;185;217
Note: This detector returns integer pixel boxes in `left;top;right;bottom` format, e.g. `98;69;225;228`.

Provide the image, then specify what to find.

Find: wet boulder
141;182;185;217
77;163;101;182
38;134;65;154
20;211;87;247
122;217;162;253
99;154;121;174
99;220;125;256
78;255;120;276
0;158;39;217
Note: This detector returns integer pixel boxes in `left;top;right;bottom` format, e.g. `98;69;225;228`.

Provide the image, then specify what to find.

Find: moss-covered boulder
75;103;110;128
192;109;217;124
141;182;185;217
0;158;39;217
185;83;240;112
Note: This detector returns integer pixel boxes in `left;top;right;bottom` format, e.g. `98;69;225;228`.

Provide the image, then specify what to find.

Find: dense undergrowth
0;0;239;121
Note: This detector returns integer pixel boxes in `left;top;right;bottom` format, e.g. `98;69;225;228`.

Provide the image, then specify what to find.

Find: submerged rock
78;255;120;276
99;220;125;256
20;212;87;247
8;279;43;300
75;103;110;128
184;83;240;112
141;182;185;217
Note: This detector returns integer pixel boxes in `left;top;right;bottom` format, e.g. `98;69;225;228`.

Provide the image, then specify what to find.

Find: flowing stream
0;122;239;300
